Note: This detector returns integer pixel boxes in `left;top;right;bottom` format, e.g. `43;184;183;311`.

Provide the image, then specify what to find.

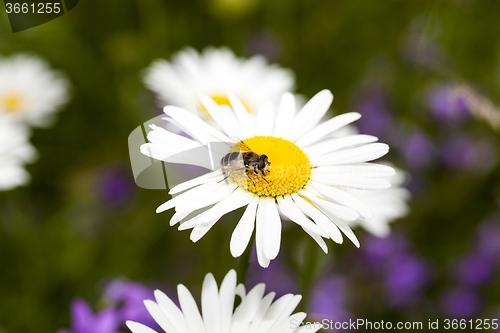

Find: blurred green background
1;0;500;332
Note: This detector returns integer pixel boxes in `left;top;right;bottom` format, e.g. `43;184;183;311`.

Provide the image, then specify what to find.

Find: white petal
272;312;307;333
202;273;220;333
257;197;282;261
177;284;206;333
230;196;259;257
276;195;328;237
311;163;395;178
290;193;343;244
228;91;256;138
295;323;322;333
175;184;234;222
305;198;360;248
295;112;362;148
154;290;191;333
145;124;201;151
246;292;276;333
144;300;179;333
256;102;275;136
254;294;294;333
310;173;391;190
126;321;159;333
169;170;223;195
164;105;229;143
190;188;253;242
287;89;334;141
267;294;302;330
255;199;271;268
230;284;266;333
157;181;223;213
218;104;245;139
219;270;237;333
302;227;329;253
302;134;377;158
273;92;295;138
200;187;253;222
307;181;374;219
199;93;241;138
310;143;389;165
299;190;359;222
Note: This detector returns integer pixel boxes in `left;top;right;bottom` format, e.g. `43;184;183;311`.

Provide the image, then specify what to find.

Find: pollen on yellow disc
229;136;311;197
199;95;251;114
1;94;23;113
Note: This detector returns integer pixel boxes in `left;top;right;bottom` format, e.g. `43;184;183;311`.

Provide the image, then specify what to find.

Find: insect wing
227;136;252;152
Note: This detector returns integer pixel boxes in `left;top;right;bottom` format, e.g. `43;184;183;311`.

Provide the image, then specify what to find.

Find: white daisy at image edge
0;119;36;190
141;89;408;267
126;269;320;333
143;47;294;114
0;54;69;127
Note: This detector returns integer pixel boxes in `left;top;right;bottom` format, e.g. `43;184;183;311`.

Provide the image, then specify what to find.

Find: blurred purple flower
245;30;282;62
308;275;353;331
104;280;156;327
385;254;431;308
246;255;298;297
361;233;410;270
96;165;135;209
427;84;470;123
58;299;120;333
402;129;437;170
441;288;482;318
454;251;497;287
441;135;497;173
352;86;394;141
361;233;431;308
476;219;500;260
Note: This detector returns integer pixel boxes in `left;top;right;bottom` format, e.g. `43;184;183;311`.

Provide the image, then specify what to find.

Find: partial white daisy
126;269;320;333
141;90;396;267
344;167;410;238
0;119;36;190
0;54;69;127
143;47;294;115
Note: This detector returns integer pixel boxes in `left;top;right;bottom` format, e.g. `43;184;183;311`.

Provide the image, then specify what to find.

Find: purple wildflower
441;288;482;319
57;299;120;333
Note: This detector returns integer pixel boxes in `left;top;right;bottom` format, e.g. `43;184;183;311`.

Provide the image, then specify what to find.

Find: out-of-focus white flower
0;119;36;190
0;54;69;127
126;269;320;333
141;90;399;267
345;167;410;238
143;47;294;115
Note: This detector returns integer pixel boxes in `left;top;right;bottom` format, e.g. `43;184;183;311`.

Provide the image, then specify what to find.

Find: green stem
301;239;319;308
236;234;255;285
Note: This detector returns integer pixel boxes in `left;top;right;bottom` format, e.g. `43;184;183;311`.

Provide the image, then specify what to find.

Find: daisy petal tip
155;206;167;214
153;289;168;301
226;91;238;100
353;238;361;248
229;245;243;259
197;91;210;101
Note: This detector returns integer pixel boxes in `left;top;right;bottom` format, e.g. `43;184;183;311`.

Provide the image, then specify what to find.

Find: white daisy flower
143;47;294;114
126;269;320;333
0;119;36;190
0;54;69;127
141;90;397;267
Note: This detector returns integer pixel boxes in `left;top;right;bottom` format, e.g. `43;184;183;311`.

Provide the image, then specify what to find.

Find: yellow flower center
1;94;23;113
229;136;311;197
199;95;251;114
